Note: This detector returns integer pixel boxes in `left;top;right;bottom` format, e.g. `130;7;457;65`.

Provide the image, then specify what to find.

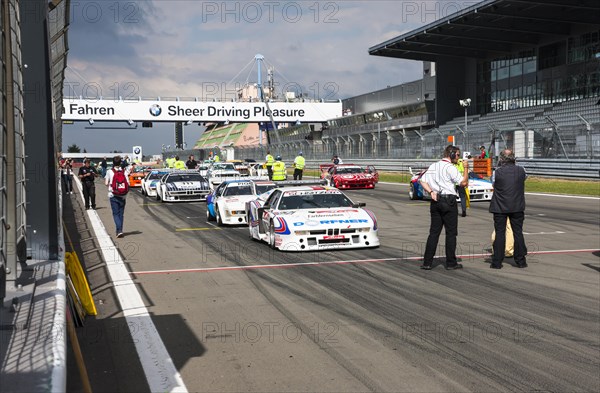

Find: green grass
298;169;599;197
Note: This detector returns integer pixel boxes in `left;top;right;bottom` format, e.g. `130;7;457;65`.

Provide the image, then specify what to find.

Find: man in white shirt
419;145;469;270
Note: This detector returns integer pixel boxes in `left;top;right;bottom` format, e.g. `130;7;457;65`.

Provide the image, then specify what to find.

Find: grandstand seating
440;97;599;134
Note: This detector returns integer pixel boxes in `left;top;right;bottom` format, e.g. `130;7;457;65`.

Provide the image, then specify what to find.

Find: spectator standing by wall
61;158;73;194
479;145;489;159
293;152;305;180
105;156;131;238
78;159;97;209
489;149;528;269
419;145;469;270
100;156;108;178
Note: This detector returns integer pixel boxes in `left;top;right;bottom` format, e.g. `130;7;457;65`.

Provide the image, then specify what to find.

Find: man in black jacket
78;159;97;209
489;149;527;269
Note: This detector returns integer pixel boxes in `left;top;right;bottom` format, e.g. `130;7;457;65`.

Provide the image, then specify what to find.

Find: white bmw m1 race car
206;179;277;225
247;185;380;251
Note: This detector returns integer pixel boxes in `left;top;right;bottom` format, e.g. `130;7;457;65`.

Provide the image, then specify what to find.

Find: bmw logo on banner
149;104;162;117
132;146;143;163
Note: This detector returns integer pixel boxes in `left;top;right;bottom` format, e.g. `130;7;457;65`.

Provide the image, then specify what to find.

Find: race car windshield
278;193;354;210
213;163;235;170
336;167;363;174
223;185;253;196
255;184;276;195
169;174;204;182
148;173;164;180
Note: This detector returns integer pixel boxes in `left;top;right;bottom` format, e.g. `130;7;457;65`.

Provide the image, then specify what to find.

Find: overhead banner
62;99;342;123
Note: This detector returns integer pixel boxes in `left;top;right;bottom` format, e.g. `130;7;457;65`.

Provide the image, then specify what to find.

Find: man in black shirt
185;155;198;170
78;159;97;209
489;149;528;269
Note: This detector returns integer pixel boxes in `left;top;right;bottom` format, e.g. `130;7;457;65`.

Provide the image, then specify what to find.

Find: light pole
459;98;471;149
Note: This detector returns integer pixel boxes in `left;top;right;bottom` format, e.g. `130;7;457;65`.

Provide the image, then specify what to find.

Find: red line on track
130;248;599;276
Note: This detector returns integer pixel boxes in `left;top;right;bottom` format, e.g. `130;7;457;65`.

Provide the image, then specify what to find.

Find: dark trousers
267;166;273;180
423;198;459;266
62;174;72;192
82;181;96;209
293;168;303;180
457;186;467;213
110;196;126;234
492;212;527;265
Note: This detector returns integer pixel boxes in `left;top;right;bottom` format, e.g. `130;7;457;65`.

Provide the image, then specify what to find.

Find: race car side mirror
352;202;366;208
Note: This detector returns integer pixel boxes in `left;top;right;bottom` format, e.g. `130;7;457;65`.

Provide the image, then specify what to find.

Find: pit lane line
129;248;599;276
73;177;189;393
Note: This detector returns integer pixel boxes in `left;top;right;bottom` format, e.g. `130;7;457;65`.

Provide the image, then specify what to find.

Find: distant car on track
247;185;380;251
408;168;494;201
141;169;172;197
206;162;241;189
320;164;379;189
156;171;210;202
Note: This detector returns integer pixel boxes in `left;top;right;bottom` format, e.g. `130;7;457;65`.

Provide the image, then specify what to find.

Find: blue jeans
110;196;126;234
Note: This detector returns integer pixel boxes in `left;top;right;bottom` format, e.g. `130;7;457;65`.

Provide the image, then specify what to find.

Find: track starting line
130;248;599;276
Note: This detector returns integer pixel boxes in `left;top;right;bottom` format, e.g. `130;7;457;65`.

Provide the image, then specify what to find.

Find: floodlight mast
459;98;471;136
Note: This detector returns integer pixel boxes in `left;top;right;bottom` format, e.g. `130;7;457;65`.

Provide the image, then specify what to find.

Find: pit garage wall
21;0;60;260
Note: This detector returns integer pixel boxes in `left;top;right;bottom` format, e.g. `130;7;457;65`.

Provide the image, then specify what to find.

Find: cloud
63;0;462;153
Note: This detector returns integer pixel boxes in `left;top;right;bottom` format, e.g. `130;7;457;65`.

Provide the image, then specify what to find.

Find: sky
62;0;477;155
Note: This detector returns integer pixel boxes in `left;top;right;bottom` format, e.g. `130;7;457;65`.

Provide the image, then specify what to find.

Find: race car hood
277;207;377;231
333;173;375;181
219;194;257;209
166;181;208;191
468;178;493;188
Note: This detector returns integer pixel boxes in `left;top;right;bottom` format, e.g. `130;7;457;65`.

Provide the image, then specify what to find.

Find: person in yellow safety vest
174;156;186;170
167;156;176;168
265;150;275;180
293;151;305;180
213;153;220;162
271;155;286;181
454;157;468;217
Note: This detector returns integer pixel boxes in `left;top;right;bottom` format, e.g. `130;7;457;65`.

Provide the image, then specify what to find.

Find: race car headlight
358;227;371;232
295;230;310;236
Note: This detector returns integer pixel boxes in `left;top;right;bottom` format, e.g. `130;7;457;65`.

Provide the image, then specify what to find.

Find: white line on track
524;192;599;200
74;178;188;393
130;248;599;276
523;231;566;235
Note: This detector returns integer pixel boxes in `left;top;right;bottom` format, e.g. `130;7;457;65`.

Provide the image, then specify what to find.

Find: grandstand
230;0;599;162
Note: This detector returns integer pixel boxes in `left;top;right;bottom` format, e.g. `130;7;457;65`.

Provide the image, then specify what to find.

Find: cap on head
298;151;303;156
276;155;282;160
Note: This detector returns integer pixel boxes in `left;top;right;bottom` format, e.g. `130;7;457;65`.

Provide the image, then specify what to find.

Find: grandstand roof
369;0;600;61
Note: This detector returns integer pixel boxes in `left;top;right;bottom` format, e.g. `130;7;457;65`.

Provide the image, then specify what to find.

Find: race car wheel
216;206;223;226
141;187;146;196
269;221;276;250
206;206;215;221
156;188;161;201
409;183;419;200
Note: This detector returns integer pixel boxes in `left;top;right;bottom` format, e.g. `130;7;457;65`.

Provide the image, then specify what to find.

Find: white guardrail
300;159;600;180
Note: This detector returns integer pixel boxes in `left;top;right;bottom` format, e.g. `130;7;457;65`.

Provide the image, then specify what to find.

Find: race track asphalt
67;181;600;392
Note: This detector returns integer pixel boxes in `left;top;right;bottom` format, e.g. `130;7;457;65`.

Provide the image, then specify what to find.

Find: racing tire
141;187;146;196
206;206;215;221
409;183;419;200
156;188;161;201
216;206;223;226
268;221;277;250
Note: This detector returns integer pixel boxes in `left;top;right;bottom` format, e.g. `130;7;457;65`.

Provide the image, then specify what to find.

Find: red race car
320;164;379;189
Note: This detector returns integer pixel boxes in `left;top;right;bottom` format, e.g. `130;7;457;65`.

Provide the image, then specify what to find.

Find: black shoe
445;264;463;270
515;262;528;268
461;211;467;217
420;264;432;270
490;264;503;269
